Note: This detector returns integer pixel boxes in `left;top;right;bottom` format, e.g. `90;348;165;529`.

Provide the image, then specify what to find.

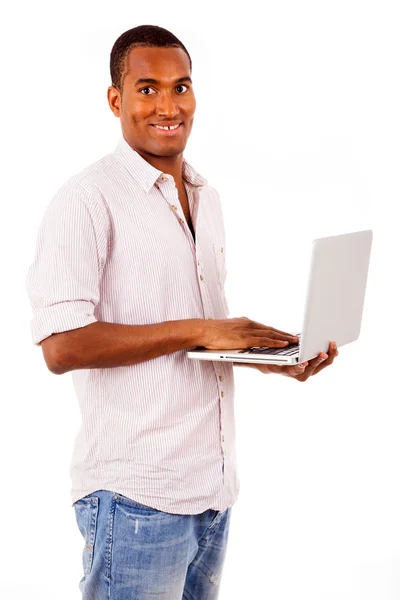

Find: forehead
126;46;190;81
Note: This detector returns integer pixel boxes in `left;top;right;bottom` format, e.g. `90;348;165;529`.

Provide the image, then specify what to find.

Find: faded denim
73;489;232;599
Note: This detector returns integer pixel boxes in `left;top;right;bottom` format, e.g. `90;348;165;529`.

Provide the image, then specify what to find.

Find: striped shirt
25;135;240;514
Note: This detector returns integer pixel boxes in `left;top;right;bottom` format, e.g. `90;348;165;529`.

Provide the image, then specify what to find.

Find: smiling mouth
150;123;184;137
152;123;182;130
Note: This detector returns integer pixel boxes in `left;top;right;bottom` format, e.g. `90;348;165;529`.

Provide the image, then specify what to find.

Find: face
108;46;196;159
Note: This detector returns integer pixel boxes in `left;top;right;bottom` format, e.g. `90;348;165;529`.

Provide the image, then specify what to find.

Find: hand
254;341;339;382
202;316;299;351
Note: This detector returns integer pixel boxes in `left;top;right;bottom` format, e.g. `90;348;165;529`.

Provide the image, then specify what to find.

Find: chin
153;144;186;156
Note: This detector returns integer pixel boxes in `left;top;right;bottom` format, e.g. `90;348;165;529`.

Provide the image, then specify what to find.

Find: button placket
196;252;204;283
194;248;212;320
219;377;225;454
197;257;205;286
159;178;194;246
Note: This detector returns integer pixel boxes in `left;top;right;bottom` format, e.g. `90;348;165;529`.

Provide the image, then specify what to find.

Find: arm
43;319;207;375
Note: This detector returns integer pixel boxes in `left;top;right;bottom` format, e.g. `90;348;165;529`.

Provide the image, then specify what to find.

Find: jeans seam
105;494;116;590
87;498;99;575
207;513;221;533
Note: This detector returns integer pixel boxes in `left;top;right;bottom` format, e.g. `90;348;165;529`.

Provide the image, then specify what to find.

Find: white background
1;0;398;598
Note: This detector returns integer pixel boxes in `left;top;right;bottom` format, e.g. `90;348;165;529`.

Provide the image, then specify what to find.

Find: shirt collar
113;135;208;193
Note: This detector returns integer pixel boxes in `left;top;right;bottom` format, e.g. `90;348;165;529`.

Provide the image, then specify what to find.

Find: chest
99;175;228;319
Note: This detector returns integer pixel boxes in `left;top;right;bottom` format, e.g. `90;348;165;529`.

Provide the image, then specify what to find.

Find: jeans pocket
114;493;164;516
73;496;99;578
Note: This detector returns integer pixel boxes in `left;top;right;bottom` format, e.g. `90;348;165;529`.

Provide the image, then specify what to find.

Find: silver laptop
187;230;373;365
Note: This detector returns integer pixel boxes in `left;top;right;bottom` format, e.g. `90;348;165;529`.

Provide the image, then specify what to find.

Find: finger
295;342;338;378
307;354;328;372
294;362;308;375
312;360;331;376
255;338;292;347
270;328;299;339
252;330;299;344
294;355;326;378
308;342;336;364
263;331;298;342
325;342;338;363
323;341;337;360
250;320;299;340
248;330;294;347
318;342;337;365
278;362;308;378
312;345;338;375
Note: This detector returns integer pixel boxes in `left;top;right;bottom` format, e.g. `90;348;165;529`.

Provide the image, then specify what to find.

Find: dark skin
107;46;195;236
255;341;339;381
107;46;338;381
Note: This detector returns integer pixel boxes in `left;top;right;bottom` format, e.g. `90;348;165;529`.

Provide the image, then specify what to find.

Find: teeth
154;124;180;130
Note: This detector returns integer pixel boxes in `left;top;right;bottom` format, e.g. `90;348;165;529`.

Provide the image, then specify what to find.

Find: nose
156;90;179;117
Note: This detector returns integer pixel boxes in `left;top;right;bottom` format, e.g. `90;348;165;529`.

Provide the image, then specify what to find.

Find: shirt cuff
31;300;98;346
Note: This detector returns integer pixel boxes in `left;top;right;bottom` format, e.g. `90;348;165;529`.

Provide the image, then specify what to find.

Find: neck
132;145;184;186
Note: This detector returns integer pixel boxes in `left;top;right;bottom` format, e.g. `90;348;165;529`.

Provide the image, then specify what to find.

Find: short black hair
110;25;192;92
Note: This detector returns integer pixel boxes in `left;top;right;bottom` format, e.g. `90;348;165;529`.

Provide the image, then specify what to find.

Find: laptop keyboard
238;333;301;355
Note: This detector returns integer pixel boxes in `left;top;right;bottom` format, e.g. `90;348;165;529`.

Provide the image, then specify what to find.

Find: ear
107;86;121;117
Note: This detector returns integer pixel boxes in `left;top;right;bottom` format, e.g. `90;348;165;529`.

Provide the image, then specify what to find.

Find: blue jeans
73;490;232;599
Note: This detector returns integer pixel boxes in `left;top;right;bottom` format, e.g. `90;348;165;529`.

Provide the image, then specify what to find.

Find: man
25;24;338;600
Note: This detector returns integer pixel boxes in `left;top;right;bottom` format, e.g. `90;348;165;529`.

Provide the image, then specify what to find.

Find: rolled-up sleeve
25;182;110;346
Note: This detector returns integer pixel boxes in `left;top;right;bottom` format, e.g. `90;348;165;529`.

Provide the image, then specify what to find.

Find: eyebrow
134;76;192;87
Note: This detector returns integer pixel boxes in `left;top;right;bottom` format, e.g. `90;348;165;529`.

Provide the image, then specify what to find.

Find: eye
140;87;156;95
139;84;190;95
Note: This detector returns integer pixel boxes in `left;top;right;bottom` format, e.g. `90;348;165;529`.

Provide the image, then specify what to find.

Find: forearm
52;319;206;374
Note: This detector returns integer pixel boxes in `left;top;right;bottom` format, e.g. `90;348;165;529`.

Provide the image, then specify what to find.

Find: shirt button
200;274;204;281
221;391;224;398
221;247;224;253
179;218;184;224
219;375;223;382
197;260;200;266
161;176;168;181
207;317;212;320
154;183;160;189
171;205;177;210
222;436;224;442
